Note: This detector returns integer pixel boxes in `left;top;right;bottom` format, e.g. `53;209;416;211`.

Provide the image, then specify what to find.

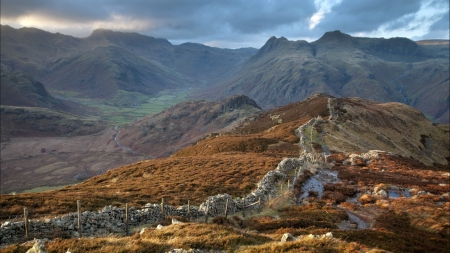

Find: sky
1;0;449;49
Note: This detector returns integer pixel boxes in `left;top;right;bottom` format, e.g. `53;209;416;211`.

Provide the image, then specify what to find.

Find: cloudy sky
1;0;448;48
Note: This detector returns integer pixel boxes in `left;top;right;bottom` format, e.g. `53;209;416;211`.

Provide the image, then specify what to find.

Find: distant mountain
200;30;449;123
416;39;450;58
1;25;257;100
41;46;185;99
1;64;62;108
2;26;448;123
117;95;262;157
0;64;106;141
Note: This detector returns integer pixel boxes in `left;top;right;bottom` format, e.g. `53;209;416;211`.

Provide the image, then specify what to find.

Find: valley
0;25;449;252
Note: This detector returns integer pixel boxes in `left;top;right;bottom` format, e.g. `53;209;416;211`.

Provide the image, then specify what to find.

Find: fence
0;195;266;245
1;154;327;245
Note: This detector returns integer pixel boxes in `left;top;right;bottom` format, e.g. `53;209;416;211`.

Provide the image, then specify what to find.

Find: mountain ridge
199;31;449;123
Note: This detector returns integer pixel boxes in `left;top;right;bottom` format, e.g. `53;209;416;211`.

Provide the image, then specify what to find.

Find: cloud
366;0;449;39
0;0;448;48
309;0;343;29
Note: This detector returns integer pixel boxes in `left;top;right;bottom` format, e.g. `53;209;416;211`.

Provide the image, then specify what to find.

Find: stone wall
0;155;310;245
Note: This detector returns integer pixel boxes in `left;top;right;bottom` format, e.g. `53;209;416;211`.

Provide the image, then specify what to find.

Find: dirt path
113;126;142;155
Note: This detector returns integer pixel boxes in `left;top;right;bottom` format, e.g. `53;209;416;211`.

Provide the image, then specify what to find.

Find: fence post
24;208;29;240
242;199;245;218
287;180;290;190
187;200;190;221
125;203;129;236
77;200;82;238
224;199;229;218
258;197;261;211
280;183;283;194
204;200;209;223
161;198;165;221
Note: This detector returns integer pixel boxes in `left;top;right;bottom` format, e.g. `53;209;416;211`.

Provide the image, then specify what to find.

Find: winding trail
113;126;142;155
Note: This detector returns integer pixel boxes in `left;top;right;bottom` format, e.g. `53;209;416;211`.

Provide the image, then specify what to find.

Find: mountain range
1;24;449;251
1;25;448;123
201;30;449;123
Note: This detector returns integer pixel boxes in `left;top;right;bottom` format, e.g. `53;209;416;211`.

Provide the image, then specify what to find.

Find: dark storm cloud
96;0;316;37
0;0;448;48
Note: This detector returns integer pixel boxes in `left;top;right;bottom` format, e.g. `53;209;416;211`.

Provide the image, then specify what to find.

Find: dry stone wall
1;155;310;245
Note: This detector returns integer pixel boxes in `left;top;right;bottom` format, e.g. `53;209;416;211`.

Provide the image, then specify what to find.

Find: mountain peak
219;94;262;112
314;30;354;44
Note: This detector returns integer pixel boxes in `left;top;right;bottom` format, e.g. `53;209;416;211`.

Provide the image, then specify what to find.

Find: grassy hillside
1;95;449;252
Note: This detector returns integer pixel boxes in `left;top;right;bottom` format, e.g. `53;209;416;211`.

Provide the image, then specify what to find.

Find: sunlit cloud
362;0;449;38
309;0;342;29
2;13;158;37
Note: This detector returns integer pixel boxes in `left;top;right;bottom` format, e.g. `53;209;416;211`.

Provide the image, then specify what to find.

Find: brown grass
0;154;281;216
333;153;450;194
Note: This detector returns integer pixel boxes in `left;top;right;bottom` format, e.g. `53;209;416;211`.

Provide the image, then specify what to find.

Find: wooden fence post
77;200;82;238
161;198;165;220
125;203;129;236
242;199;245;218
287;180;290;190
224;199;229;218
24;208;29;240
258;197;261;211
204;200;209;223
187;200;190;221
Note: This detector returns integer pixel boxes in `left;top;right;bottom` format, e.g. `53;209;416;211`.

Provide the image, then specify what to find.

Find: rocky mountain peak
260;36;289;52
218;95;262;112
314;30;355;45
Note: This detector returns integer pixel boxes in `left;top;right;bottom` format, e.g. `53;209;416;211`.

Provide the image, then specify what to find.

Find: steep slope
85;29;256;81
202;31;449;123
41;46;185;99
0;64;107;141
1;64;62;108
0;95;449;213
117;95;262;157
1;25;257;102
0;25;83;79
2;95;449;252
319;97;449;165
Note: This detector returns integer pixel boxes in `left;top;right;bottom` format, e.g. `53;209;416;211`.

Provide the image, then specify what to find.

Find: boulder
26;239;47;253
281;233;296;242
172;218;183;224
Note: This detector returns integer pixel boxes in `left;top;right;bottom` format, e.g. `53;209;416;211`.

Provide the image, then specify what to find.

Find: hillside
1;94;449;252
0;64;106;142
201;30;449;123
0;106;106;142
117;95;262;157
1;64;62;108
4;25;448;125
41;46;185;100
1;25;257;102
